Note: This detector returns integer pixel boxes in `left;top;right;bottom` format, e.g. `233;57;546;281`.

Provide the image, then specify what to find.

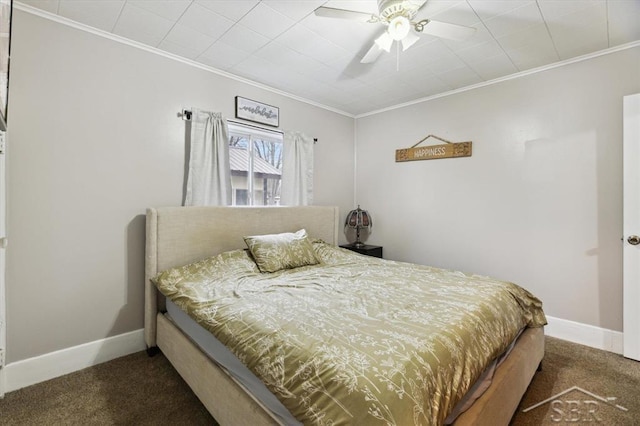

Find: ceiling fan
314;0;476;63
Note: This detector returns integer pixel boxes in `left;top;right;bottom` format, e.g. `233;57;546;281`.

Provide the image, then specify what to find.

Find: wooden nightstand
340;243;383;258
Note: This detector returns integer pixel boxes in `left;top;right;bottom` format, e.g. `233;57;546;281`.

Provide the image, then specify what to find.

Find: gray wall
5;10;355;363
7;7;638;365
355;47;640;332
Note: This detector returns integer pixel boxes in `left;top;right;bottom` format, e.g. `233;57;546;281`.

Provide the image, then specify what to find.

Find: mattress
166;299;301;425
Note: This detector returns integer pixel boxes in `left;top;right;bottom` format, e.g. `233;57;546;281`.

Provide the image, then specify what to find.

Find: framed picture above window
235;96;279;127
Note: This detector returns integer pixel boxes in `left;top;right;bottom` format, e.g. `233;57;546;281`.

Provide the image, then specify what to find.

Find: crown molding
356;40;640;118
14;2;640;122
13;2;355;119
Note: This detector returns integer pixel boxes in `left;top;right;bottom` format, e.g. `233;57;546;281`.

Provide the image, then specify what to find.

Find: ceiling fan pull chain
396;42;400;71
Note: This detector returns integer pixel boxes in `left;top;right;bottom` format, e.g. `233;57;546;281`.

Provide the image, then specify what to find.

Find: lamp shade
401;31;420;51
374;31;393;52
388;15;411;41
345;205;372;247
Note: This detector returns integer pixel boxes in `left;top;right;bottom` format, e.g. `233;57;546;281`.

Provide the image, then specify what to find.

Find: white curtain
281;131;313;205
184;109;232;206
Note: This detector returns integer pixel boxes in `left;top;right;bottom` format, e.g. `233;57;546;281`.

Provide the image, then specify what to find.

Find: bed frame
145;206;544;425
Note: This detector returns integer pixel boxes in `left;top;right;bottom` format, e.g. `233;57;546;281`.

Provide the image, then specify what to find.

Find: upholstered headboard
144;206;340;348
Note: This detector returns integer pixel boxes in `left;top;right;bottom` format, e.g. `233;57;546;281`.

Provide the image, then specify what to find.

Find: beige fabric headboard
144;205;340;348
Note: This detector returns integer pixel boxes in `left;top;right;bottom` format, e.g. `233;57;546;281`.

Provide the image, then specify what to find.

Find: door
623;93;640;361
0;130;5;395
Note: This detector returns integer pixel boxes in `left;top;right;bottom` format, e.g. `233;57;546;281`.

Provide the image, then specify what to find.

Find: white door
623;93;640;361
0;130;5;395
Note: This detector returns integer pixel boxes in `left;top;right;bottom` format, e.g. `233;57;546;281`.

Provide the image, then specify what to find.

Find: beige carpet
0;336;638;425
0;350;216;425
512;337;640;425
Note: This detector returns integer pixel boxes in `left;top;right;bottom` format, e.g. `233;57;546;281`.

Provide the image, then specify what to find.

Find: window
228;122;283;206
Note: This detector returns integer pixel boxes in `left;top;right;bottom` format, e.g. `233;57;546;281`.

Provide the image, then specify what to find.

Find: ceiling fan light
388;16;411;40
401;31;420;51
374;31;393;52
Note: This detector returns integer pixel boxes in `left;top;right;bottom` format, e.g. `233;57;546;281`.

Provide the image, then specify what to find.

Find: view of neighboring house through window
227;122;283;206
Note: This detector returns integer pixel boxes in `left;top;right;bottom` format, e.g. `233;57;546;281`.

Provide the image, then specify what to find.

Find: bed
145;205;545;425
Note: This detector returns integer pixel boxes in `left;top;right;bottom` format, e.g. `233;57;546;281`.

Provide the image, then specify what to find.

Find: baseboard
545;315;623;354
4;328;145;393
0;318;623;394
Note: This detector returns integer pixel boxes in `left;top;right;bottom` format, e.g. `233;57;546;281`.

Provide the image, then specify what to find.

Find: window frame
227;121;284;207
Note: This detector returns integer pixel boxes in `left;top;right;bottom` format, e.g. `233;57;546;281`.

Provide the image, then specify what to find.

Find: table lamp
344;205;372;248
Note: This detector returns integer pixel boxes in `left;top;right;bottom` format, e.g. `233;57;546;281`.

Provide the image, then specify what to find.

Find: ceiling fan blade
360;43;385;64
419;20;476;41
314;6;377;23
401;31;420;51
404;0;428;11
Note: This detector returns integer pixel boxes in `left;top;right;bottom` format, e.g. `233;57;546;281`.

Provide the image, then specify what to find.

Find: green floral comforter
153;241;546;425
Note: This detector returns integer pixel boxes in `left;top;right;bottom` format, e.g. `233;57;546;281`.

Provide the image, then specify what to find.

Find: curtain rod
178;109;317;143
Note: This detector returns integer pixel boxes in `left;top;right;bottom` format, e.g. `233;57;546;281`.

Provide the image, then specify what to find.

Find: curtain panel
184;109;232;206
281;131;314;206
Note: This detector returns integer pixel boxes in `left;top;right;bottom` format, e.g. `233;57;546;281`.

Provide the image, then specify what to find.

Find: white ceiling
16;0;640;116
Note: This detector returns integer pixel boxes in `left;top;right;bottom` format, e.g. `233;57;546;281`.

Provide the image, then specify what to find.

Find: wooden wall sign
396;134;472;162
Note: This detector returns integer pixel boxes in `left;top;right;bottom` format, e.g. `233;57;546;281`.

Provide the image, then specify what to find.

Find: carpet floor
512;337;640;425
0;336;638;425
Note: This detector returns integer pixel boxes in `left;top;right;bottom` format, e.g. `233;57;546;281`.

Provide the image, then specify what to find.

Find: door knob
629;235;640;245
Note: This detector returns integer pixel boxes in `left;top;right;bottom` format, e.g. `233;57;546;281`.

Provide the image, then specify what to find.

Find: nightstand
340;243;383;258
